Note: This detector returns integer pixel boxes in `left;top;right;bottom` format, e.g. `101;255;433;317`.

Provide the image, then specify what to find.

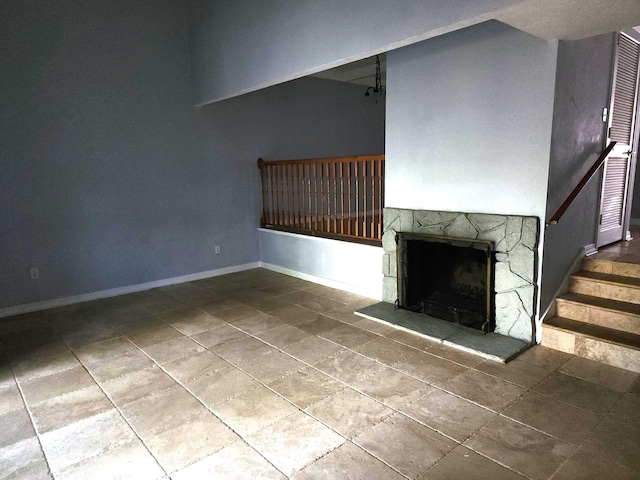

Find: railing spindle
257;155;384;243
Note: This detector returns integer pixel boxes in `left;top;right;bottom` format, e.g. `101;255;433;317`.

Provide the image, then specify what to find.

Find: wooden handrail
257;154;385;243
546;141;616;227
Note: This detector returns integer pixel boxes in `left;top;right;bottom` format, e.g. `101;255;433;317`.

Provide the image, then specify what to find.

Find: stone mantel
382;208;539;343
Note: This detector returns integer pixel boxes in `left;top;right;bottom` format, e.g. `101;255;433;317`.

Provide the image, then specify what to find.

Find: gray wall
187;0;522;105
540;34;616;312
0;0;384;310
385;21;557;220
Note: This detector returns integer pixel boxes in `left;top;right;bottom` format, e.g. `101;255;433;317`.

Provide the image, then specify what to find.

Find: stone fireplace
382;208;539;343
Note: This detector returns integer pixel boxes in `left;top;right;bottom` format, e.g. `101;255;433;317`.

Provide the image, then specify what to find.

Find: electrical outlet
215;245;221;255
30;268;39;279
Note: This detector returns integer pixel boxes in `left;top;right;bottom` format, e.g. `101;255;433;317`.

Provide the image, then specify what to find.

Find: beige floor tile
533;371;622;415
126;324;184;348
400;388;496;442
40;409;137;473
269;305;320;324
306;388;393;439
0;360;14;389
55;438;165;480
120;385;205;437
352;367;433;409
73;336;137;365
172;441;286;480
19;365;95;406
146;411;240;473
212;336;275;364
351;336;422;366
294;314;343;336
465;417;575;480
268;367;344;409
280;337;347;366
385;329;438;350
351;318;399;336
419;445;527;480
30;385;113;433
444;369;526;412
607;393;640;429
62;322;119;348
0;383;24;415
227;313;287;335
294;296;346;314
84;349;155;382
314;350;386;385
212;385;298;437
515;345;572;370
464;416;575;480
319;324;378;349
254;324;314;348
238;296;295;314
354;413;457;478
185;367;260;407
190;324;248;348
0;437;51;480
100;365;177;406
213;305;263;323
426;343;487;367
581;418;640;473
192;298;242;315
292;441;405;480
559;356;639;392
141;336;205;364
247;411;345;476
239;351;305;383
502;390;601;445
161;308;226;336
162;350;229;382
628;376;640;394
323;307;365;324
475;358;555;388
0;407;35;448
394;351;468;388
11;348;80;381
552;446;639;480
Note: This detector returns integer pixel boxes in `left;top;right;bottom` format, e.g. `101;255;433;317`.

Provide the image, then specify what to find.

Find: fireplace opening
397;234;493;332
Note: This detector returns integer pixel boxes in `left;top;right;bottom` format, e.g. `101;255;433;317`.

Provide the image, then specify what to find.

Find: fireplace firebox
397;233;493;332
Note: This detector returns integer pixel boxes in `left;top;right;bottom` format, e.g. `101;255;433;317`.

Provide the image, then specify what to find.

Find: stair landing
542;227;640;373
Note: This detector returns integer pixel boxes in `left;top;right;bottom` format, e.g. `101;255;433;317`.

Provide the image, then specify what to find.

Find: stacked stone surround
382;208;539;343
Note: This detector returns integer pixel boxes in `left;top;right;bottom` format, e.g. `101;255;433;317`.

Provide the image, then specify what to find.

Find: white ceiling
313;0;640;86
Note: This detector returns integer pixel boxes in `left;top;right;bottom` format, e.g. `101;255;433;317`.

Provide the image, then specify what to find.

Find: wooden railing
546;141;616;227
257;155;385;243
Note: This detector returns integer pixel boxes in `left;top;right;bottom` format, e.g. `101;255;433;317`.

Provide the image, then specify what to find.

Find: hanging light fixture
364;55;386;103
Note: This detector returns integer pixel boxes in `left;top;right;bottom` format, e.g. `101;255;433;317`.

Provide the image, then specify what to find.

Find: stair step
583;257;640;279
569;270;640;304
541;316;640;373
556;292;640;335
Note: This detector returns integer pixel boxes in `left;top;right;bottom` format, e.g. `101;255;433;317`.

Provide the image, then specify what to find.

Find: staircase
542;256;640;373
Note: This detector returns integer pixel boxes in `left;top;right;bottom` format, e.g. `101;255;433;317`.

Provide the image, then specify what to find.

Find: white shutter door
597;33;640;248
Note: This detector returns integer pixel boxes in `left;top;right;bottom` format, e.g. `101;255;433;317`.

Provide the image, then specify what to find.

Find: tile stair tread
545;316;640;350
583;258;640;275
572;270;640;288
557;292;640;317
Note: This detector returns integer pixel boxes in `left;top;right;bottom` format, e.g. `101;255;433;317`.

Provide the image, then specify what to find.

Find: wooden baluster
378;159;384;239
332;162;337;234
339;162;345;235
313;163;318;231
370;159;375;238
362;161;367;238
354;161;359;237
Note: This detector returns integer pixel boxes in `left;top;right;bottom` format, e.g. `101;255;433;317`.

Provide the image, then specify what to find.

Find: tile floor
1;268;639;479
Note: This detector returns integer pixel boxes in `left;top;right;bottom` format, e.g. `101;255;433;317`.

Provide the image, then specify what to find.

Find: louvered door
597;33;639;248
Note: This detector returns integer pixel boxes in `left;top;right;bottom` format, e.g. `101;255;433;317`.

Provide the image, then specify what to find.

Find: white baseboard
259;262;382;301
584;243;597;256
0;262;260;319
